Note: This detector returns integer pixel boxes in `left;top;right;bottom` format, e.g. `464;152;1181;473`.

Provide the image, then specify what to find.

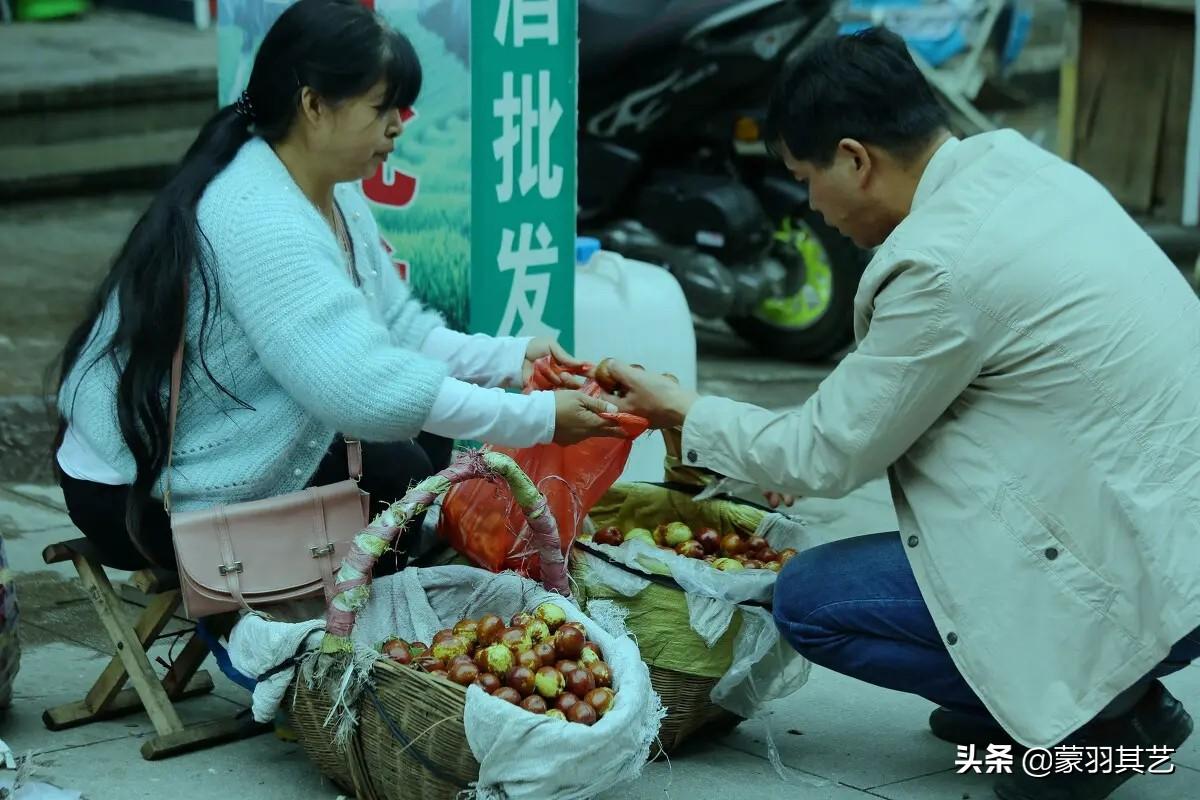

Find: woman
53;0;620;571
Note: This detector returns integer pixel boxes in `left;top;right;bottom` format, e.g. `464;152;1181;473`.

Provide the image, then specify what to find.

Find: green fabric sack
572;556;744;678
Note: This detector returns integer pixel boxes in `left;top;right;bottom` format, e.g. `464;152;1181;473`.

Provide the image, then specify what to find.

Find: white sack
576;510;814;717
348;566;665;800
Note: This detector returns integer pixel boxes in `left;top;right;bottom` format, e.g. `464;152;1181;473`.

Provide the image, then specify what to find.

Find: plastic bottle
573;237;697;483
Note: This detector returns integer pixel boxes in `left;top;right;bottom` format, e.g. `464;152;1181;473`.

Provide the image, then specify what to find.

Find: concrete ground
1;479;1198;800
0;192;154;483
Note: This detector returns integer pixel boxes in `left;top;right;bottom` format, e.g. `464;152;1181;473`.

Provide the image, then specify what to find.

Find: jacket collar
911;136;962;212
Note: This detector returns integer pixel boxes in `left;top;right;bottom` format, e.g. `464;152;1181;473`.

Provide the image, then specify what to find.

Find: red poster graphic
364;106;417;281
380;237;408;281
363;107;418;208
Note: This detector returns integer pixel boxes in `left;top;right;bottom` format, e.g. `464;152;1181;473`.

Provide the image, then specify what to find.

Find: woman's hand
523;337;587;388
604;360;699;430
552;391;626;445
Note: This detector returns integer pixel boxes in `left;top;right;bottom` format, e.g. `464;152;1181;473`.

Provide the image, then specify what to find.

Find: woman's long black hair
52;0;422;541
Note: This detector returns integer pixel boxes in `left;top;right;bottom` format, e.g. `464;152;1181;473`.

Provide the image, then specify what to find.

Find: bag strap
164;335;184;513
162;285;362;513
215;509;249;611
308;491;339;602
344;438;363;482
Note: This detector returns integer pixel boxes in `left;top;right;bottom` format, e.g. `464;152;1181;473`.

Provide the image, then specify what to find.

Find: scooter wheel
725;207;865;363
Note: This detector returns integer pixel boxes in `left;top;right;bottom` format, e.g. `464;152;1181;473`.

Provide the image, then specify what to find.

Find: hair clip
233;90;256;121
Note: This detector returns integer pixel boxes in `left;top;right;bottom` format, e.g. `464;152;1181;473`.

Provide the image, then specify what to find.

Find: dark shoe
930;706;1017;747
993;681;1193;800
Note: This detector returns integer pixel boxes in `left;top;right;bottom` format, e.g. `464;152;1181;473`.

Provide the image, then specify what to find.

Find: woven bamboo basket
291;659;477;798
287;451;569;800
572;555;747;757
647;665;741;753
573;477;781;755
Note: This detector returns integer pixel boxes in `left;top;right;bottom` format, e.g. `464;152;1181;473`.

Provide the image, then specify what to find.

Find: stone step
0;127;206;200
0;9;216;198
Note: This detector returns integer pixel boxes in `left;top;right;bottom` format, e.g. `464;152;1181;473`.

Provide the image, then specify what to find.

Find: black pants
60;433;454;571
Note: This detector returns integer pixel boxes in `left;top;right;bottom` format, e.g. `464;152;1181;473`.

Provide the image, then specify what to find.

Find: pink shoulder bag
164;339;369;619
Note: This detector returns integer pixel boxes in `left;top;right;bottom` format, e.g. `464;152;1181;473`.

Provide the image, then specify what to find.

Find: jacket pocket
990;478;1121;619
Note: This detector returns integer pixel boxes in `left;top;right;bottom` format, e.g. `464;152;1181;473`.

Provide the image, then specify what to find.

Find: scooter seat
580;0;732;77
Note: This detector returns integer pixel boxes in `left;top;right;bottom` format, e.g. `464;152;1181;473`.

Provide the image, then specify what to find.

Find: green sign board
470;0;577;349
217;0;575;343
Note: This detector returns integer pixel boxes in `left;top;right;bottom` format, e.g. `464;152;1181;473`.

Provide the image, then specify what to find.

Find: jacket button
1044;547;1059;561
687;449;698;463
946;632;958;646
907;535;919;548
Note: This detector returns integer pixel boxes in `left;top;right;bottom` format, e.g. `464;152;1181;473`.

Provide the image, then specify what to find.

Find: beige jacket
682;131;1200;747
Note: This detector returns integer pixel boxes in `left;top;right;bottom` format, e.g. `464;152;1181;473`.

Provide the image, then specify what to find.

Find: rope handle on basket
320;450;567;655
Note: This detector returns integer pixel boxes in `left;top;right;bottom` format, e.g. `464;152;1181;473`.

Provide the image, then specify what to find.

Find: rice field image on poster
217;0;471;331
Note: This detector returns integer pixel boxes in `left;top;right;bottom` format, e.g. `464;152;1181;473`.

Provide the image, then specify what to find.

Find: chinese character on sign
493;71;564;202
955;744;985;774
364;108;418;208
984;744;1014;774
481;0;571;343
494;0;559;46
497;222;561;338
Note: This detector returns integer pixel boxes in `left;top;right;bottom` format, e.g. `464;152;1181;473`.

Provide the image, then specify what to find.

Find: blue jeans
773;531;1200;720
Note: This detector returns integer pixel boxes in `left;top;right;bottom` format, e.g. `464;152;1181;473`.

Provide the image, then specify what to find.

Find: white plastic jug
573;237;697;483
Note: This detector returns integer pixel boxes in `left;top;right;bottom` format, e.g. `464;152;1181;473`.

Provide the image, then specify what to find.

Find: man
607;27;1200;800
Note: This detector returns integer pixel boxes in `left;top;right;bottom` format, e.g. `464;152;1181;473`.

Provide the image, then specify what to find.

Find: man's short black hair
765;27;949;167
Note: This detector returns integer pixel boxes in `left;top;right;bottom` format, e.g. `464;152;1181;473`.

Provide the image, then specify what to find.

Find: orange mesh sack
439;356;649;579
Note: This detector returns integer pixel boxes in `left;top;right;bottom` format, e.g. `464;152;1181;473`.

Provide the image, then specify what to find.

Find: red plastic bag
439;356;648;580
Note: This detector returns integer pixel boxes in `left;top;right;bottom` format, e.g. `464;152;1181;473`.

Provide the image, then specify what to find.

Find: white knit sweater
59;138;459;511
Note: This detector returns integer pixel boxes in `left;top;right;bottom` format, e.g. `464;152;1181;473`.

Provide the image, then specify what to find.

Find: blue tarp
837;0;1032;69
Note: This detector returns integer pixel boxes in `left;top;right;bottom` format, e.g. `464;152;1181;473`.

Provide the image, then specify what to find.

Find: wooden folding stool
40;537;270;759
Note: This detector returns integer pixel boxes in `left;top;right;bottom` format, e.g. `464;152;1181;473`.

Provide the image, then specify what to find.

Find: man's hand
604;360;699;429
523;337;586;388
763;491;797;509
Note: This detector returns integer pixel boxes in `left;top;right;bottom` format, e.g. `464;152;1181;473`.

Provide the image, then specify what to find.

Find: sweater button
293;468;303;477
907;535;919;548
1044;547;1059;561
308;440;317;448
946;632;958;646
687;449;698;463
